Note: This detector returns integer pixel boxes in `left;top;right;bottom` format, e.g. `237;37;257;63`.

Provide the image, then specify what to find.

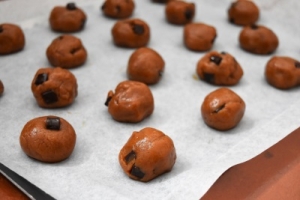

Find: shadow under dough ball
31;67;78;108
46;35;87;68
165;1;195;25
112;18;150;48
101;0;135;19
119;127;176;182
105;80;154;123
201;87;245;131
49;2;87;32
0;80;4;96
228;0;259;26
196;51;243;86
265;56;300;90
239;24;279;54
127;47;165;85
184;22;217;51
0;23;25;55
20;116;76;163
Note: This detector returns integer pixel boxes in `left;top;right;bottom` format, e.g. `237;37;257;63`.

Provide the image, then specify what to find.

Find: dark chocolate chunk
116;5;121;13
250;24;258;30
66;2;77;10
46;117;61;130
125;150;136;164
295;62;300;68
263;150;273;159
213;104;225;113
42;90;58;104
130;165;145;179
210;56;222;65
203;73;214;84
0;26;3;33
132;24;144;35
104;96;112;106
185;9;193;20
35;73;48;85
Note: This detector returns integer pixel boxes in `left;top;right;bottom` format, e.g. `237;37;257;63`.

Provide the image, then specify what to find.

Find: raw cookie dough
31;67;78;108
49;2;87;32
165;1;195;25
184;22;217;51
0;173;29;200
201;88;245;131
0;23;25;55
101;0;135;19
228;0;259;26
127;47;165;85
46;35;87;68
265;56;300;90
239;24;279;55
112;18;150;48
196;51;243;86
0;80;4;95
20;116;76;163
105;80;154;123
119;127;176;182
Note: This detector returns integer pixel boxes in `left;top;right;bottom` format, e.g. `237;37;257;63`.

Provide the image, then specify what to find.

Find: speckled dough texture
265;56;300;90
0;23;25;55
228;0;259;26
31;67;78;108
165;1;195;25
127;47;165;84
101;0;135;19
196;51;243;86
201;88;245;131
49;2;87;32
119;127;176;182
19;116;76;163
105;80;154;123
46;34;87;68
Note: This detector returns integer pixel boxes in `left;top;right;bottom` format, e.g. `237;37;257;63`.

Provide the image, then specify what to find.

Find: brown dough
0;174;29;200
105;80;154;123
228;0;259;26
165;1;195;25
101;0;135;19
0;23;25;55
184;22;217;51
0;80;4;95
31;67;78;108
196;51;243;86
49;2;87;32
265;56;300;90
127;47;165;85
46;35;87;68
20;116;76;163
201;88;245;131
239;25;279;54
112;18;150;48
119;127;176;182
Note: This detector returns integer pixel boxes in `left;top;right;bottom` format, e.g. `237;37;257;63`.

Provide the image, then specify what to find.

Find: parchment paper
1;0;300;199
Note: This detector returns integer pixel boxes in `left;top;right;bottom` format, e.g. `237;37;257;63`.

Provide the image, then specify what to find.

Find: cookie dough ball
101;0;135;19
196;51;243;86
228;0;259;26
31;67;78;108
0;24;25;55
265;56;300;90
201;88;245;131
127;47;165;85
0;80;4;96
112;18;150;48
184;23;217;51
165;1;195;25
239;25;279;54
49;2;87;32
119;127;176;182
105;80;154;123
46;35;87;68
20;116;76;163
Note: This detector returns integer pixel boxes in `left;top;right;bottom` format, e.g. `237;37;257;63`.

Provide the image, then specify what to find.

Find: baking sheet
1;0;300;199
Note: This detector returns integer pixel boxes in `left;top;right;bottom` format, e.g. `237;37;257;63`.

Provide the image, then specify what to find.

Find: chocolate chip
185;9;193;20
42;90;58;104
203;73;214;84
264;151;273;159
213;104;225;113
210;56;222;65
35;73;48;85
116;5;121;13
132;24;144;35
104;96;112;106
0;26;3;33
66;2;77;10
130;165;145;179
295;62;300;68
125;150;136;164
46;117;60;130
250;24;258;30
